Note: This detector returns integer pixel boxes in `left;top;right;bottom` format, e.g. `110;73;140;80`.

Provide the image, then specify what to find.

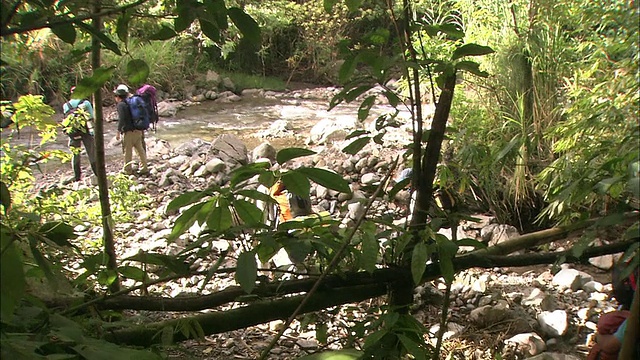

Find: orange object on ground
270;181;292;222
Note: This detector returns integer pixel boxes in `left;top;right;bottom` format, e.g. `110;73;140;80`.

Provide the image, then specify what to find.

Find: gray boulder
209;134;248;168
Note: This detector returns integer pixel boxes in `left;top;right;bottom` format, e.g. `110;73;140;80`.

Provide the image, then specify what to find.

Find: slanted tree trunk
91;0;119;292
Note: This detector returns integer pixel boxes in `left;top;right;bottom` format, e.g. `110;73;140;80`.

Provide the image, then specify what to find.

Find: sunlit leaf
126;59;149;86
228;7;261;45
276;148;316;165
236;251;257;293
74;66;116;99
297;349;363;360
295;167;351;194
411;242;428;285
452;43;494;61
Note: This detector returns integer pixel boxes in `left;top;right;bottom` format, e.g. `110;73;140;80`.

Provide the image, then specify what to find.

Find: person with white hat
114;84;149;175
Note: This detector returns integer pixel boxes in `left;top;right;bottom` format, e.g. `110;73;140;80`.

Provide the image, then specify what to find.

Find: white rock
504;332;546;356
526;352;580;360
582;280;604;293
537;310;568;337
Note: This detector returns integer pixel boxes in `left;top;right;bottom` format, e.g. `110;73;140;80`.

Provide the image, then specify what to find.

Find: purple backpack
136;84;159;130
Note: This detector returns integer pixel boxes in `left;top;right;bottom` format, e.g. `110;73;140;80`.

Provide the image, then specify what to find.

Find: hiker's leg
69;137;82;181
82;133;98;176
132;130;148;172
123;131;135;174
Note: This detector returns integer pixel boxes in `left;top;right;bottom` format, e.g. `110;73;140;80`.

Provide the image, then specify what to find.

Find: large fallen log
102;238;634;346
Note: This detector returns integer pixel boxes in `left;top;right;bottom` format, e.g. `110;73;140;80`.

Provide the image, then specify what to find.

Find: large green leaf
76;22;121;55
175;0;198;33
296;349;363;360
339;55;359;84
118;266;146;282
50;21;76;44
235;251;257;294
276;148;316;165
342;136;370;155
0;238;25;320
228;7;261;45
203;0;228;29
360;228;378;273
168;202;206;241
149;25;177;40
0;181;10;214
199;19;220;42
166;190;211;213
38;221;77;247
397;334;426;360
73;66;116;99
296;167;351;194
455;60;489;78
358;95;375;121
411;242;428;285
229;162;270;187
126;59;149;86
233;199;263;226
207;198;232;231
116;12;130;44
452;43;494;61
282;171;311;198
436;234;458;283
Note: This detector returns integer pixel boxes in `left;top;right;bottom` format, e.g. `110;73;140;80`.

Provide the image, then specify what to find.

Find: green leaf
73;66;116;99
126;59;150;86
76;22;121;55
0;181;11;214
149;25;177;41
323;0;339;13
1;238;25;320
455;60;489;77
495;135;520;161
296;167;351;194
345;0;363;11
276;148;316;165
316;322;329;344
339;55;359;83
360;230;378;273
50;21;76;44
118;266;146;282
203;0;228;29
397;334;426;360
175;1;198;33
627;177;639;199
344;85;371;102
363;329;388;349
232;199;263;226
167;190;211;213
456;238;486;250
124;252;190;275
282;171;311;198
160;326;174;346
73;338;162;360
207;199;232;231
199;19;220;42
411;242;428;285
342;137;370;155
438;23;464;40
437;235;458;283
452;43;494;61
230;167;270;190
358;96;375;121
235;251;257;293
228;7;261;45
296;349;363;360
168;202;206;241
116;12;130;44
38;221;77;247
345;129;369;140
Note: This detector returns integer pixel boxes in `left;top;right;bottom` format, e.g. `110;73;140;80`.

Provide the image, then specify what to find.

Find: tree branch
101;238;634;346
1;0;147;37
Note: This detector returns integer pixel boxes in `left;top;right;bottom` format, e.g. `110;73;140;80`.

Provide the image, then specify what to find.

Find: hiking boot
138;168;150;176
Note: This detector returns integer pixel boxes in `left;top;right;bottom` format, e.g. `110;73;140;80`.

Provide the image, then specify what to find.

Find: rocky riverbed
28;86;626;360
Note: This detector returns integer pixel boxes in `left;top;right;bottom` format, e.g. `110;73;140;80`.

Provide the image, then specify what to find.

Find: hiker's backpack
288;193;312;218
124;95;150;130
136;84;158;131
62;100;90;137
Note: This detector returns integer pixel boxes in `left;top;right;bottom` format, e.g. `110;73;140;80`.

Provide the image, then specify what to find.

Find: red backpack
136;84;159;131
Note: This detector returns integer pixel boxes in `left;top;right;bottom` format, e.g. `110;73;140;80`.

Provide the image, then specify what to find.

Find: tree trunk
91;0;119;292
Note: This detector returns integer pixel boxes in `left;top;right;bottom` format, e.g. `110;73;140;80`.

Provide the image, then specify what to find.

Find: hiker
587;260;639;360
62;86;97;182
114;85;149;175
269;180;312;224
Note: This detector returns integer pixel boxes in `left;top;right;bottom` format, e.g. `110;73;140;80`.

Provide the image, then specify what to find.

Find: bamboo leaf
411;242;428;285
235;251;257;293
276;148;316;165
